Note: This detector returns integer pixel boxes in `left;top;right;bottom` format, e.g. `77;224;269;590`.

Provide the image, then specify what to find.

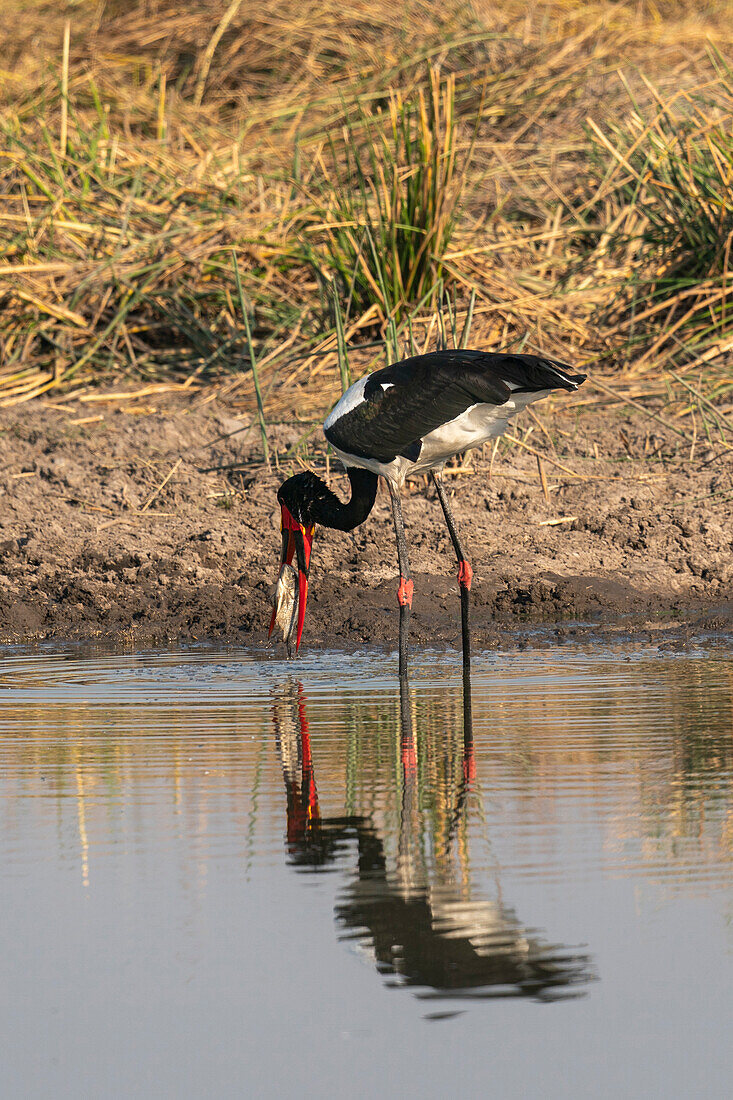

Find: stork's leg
431;470;472;670
388;482;412;676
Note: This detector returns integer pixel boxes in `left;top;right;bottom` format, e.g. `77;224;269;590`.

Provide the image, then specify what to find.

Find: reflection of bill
272;675;595;1004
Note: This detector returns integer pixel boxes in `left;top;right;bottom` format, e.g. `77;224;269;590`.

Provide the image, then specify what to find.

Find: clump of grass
0;93;301;400
297;69;472;323
586;73;733;372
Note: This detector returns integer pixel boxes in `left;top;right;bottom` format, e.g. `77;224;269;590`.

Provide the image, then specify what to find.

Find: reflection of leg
399;669;416;776
432;471;471;671
398;668;417;892
462;661;475;782
388;482;412;677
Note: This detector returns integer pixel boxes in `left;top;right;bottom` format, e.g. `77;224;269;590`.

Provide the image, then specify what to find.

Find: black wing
323;349;584;464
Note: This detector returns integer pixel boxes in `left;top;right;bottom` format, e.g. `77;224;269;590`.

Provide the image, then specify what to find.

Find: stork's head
269;473;319;656
268;468;377;656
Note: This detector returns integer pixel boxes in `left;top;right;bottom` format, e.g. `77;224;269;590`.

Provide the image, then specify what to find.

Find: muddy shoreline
1;392;731;652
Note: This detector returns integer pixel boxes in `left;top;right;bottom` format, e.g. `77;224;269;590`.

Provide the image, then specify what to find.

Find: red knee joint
397;576;414;608
458;560;473;590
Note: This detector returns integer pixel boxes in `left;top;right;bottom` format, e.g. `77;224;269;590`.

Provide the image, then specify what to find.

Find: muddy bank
0;391;731;651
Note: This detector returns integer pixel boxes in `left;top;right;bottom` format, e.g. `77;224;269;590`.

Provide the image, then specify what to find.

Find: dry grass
2;0;733;443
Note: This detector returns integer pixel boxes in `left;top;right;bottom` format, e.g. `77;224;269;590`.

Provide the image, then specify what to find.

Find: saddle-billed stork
270;348;585;668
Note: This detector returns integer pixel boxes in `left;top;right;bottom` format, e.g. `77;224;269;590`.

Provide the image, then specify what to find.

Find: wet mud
0;393;731;650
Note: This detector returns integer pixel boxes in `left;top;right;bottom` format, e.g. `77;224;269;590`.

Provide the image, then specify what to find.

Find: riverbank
1;391;730;650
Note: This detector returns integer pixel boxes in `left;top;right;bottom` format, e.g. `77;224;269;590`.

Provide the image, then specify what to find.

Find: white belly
329;391;550;487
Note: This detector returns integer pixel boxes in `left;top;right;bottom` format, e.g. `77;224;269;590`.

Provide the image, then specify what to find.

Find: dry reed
1;0;732;448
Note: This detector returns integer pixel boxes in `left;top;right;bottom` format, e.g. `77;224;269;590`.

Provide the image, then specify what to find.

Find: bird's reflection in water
271;668;594;1008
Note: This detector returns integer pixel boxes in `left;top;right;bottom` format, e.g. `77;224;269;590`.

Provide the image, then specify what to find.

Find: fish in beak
268;504;314;656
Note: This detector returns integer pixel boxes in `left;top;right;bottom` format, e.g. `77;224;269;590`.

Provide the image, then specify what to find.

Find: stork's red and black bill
268;504;314;655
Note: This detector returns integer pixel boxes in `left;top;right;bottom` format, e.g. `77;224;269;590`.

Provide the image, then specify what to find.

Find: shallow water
1;645;732;1099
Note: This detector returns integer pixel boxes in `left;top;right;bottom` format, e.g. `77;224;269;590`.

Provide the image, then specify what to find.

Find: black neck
317;467;378;531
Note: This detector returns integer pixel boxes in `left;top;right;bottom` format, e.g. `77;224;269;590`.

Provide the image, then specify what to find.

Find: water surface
1;646;732;1098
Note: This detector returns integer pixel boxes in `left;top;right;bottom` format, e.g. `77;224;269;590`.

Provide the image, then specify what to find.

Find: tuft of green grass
297;69;473;324
586;72;733;370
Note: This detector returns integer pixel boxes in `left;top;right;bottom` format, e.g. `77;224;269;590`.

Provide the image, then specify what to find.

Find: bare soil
1;390;731;652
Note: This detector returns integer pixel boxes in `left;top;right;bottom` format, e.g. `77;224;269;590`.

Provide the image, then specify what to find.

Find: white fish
271;563;299;654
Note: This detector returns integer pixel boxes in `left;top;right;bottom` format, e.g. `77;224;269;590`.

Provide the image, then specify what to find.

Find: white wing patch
381;382;394;391
323;375;368;430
